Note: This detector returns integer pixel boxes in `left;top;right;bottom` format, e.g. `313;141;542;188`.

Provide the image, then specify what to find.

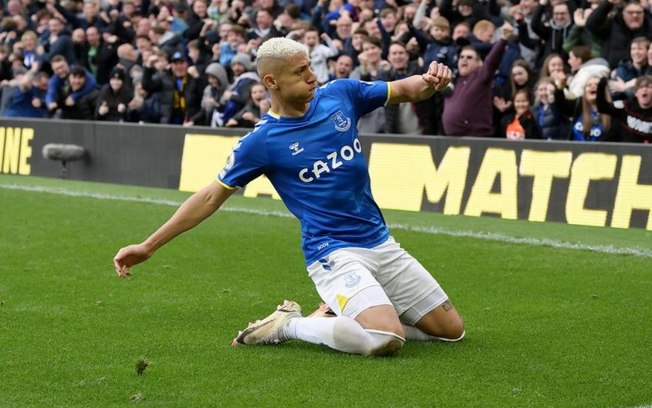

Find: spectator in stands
186;0;210;41
409;16;458;71
274;4;301;37
2;69;49;118
17;31;43;71
538;52;567;79
328;54;354;81
610;36;650;99
562;3;603;59
247;8;283;42
0;44;11;78
253;0;284;20
59;66;99;120
493;58;535;136
585;0;652;69
170;2;190;38
511;0;541;68
300;27;338;85
225;82;269;127
142;51;203;125
597;75;652;143
187;39;211;78
194;61;229;127
376;7;399;59
82;26;119;85
219;25;246;68
126;78;163;123
529;0;573;61
134;16;152;38
54;0;105;31
440;0;489;31
96;68;132;122
217;53;259;124
332;14;354;47
468;19;496;56
499;88;540;139
566;44;610;99
45;54;96;116
377;41;427;134
116;43;141;77
71;28;87;69
532;76;569;140
39;16;76;65
554;74;612;141
442;22;513;137
451;21;471;45
149;20;183;58
350;36;386;81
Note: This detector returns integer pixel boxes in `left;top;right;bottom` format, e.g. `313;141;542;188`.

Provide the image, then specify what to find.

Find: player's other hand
422;62;452;91
113;243;152;277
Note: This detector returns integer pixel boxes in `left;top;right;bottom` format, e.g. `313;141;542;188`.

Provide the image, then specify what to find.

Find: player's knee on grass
431;315;465;341
415;304;466;341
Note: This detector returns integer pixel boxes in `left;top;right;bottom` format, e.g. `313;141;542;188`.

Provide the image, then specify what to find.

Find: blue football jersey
218;79;391;265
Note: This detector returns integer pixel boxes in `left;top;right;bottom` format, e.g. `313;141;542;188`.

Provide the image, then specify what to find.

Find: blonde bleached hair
256;37;307;76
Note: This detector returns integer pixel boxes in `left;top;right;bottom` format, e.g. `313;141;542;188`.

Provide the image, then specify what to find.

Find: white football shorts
307;236;448;325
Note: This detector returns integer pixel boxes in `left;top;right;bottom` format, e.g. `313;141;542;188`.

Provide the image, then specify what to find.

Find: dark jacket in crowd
142;67;203;124
377;60;434;134
596;77;652;143
585;0;652;68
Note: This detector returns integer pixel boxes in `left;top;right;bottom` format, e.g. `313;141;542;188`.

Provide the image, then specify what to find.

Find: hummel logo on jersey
289;142;304;156
299;138;362;183
330;111;351;132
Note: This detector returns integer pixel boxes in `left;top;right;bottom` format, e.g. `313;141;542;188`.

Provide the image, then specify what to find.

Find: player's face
52;60;69;78
635;82;652;108
631;42;647;65
274;53;318;104
251;84;266;102
583;77;599;102
69;74;86;91
457;50;480;77
536;82;554;104
110;77;123;91
547;56;564;74
388;44;409;70
623;4;644;30
513;92;530;115
362;42;381;62
511;65;528;86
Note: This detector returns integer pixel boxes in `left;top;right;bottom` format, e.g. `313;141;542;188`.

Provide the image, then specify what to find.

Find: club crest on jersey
344;272;361;288
330;111;351;132
289;142;304;156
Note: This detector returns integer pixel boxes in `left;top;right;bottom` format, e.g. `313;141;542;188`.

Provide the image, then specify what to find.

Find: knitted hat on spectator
231;53;253;71
110;68;126;81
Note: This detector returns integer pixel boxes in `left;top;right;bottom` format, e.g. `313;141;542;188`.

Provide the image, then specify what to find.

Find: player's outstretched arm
113;180;235;277
388;62;452;104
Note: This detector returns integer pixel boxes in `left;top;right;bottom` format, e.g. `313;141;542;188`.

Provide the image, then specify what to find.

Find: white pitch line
2;182;652;258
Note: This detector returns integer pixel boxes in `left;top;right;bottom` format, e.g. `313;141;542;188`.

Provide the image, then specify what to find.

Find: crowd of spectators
0;0;651;142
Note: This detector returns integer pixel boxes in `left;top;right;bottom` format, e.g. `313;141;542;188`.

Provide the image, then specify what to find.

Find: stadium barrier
1;118;650;230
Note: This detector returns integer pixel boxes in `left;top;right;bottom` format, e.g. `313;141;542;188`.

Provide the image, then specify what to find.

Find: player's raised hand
422;62;452;91
113;243;152;277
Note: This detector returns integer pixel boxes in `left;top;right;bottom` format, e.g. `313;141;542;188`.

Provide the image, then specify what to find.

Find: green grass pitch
1;174;651;407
